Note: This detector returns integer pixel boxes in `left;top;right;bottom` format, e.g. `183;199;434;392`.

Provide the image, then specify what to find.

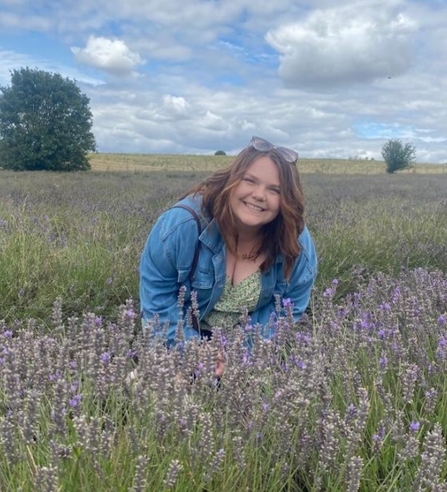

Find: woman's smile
229;155;281;232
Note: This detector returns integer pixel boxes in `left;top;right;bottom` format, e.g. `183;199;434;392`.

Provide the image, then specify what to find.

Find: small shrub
381;139;416;174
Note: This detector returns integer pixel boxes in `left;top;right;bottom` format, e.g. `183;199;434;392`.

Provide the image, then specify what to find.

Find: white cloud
2;0;447;162
0;49;104;87
71;36;144;76
0;11;51;31
266;4;418;88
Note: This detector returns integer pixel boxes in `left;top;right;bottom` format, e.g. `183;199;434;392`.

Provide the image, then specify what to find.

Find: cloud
71;36;145;76
2;0;447;162
266;4;418;89
0;49;104;87
0;11;51;31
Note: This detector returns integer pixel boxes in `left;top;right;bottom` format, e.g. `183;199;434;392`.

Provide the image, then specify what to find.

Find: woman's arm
285;226;318;320
139;211;201;347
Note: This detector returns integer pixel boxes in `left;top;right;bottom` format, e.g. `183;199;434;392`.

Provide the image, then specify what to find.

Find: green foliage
0;67;96;171
1;170;447;324
214;150;226;156
381;139;416;174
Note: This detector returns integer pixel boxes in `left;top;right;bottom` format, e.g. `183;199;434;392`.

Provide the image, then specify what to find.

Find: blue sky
1;0;447;163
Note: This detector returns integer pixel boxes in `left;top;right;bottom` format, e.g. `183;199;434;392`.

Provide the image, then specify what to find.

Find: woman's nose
252;186;266;201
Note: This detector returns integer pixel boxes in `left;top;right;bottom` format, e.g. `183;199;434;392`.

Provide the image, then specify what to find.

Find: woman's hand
215;351;225;377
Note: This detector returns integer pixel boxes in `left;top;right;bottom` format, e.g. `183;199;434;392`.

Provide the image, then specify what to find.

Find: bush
381;139;416;174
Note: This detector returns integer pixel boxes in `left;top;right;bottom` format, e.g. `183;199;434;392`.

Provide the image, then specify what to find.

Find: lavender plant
1;168;447;490
1;170;447;325
0;268;445;491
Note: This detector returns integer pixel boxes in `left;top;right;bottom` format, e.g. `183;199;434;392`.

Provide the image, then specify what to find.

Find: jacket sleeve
139;211;201;347
285;226;318;320
247;226;317;340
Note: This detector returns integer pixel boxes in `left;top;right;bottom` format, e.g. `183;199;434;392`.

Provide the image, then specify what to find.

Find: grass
1;167;446;323
88;153;447;174
1;159;447;491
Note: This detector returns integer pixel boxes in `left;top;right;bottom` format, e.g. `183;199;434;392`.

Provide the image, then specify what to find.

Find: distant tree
0;67;96;171
381;139;416;174
214;150;226;156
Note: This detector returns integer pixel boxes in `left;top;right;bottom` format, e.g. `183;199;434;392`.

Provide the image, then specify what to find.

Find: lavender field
1;169;447;491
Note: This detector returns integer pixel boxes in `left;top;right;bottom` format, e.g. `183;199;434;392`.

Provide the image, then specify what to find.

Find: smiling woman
139;136;318;373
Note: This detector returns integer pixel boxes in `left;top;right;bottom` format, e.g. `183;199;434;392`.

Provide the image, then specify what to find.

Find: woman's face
229;155;281;234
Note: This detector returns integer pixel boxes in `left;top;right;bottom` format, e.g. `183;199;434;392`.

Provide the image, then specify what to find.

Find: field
89;152;447;175
0;157;447;491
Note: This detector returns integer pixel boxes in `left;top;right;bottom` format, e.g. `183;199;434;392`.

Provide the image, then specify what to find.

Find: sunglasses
249;136;298;164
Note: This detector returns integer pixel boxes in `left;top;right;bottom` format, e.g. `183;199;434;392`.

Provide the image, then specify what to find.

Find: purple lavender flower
100;352;111;364
69;394;82;408
410;421;420;432
125;309;135;318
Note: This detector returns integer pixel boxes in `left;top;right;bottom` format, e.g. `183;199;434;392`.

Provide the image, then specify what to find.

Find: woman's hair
181;146;305;280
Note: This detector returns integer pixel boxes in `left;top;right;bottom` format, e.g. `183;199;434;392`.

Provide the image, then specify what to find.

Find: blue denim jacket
140;195;317;347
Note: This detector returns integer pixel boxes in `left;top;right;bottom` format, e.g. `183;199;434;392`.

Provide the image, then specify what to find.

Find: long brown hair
181;146;305;280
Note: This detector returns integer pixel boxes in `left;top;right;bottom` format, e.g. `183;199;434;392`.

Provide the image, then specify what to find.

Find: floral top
201;271;262;330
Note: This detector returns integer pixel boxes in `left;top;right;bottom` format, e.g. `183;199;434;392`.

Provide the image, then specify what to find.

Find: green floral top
201;271;262;330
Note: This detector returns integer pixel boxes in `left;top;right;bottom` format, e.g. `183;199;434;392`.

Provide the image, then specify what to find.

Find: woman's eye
243;177;254;183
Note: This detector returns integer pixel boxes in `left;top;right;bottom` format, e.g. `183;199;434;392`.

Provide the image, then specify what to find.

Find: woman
139;136;317;353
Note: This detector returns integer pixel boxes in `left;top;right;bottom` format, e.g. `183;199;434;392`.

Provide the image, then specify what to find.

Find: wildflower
164;459;183;489
409;421;420;432
69;394;82;408
345;455;363;492
282;298;293;307
126;349;138;359
100;352;111;364
347;403;357;419
438;315;446;326
195;362;205;375
125;309;135;318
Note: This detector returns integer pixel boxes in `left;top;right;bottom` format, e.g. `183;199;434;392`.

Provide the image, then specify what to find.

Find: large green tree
381;139;416;174
0;67;96;171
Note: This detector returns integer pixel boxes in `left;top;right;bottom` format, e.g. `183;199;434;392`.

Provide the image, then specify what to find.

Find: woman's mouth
243;201;265;212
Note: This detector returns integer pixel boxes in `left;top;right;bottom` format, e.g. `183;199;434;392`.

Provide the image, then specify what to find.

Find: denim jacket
140;194;317;347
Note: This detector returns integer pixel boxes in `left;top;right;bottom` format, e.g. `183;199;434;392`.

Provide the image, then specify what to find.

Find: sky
1;0;447;163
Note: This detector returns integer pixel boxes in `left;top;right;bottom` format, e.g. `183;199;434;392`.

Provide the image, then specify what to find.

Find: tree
381;139;416;174
0;67;96;171
214;150;226;156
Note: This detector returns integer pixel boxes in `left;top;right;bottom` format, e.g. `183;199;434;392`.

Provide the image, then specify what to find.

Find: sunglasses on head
249;136;298;164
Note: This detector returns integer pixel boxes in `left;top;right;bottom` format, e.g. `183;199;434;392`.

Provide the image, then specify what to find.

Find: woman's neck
235;231;262;260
